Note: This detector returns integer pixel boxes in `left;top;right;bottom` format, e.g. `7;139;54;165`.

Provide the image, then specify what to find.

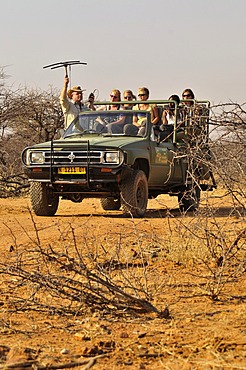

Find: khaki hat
67;86;86;99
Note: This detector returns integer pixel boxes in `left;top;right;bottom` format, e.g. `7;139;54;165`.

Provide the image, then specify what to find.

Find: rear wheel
100;198;121;211
120;170;148;217
178;184;200;213
30;182;59;216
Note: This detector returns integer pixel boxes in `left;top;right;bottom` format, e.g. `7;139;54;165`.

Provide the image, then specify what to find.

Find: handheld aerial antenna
43;60;87;87
92;88;99;100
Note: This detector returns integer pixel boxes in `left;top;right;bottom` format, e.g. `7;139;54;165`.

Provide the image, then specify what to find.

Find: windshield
64;111;150;138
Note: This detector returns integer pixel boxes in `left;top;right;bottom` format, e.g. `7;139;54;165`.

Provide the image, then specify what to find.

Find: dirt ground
0;193;245;370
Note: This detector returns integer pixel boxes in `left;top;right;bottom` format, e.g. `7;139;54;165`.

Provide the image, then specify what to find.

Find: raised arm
60;76;69;100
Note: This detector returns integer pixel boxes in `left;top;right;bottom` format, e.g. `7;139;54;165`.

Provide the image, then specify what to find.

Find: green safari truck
21;99;216;217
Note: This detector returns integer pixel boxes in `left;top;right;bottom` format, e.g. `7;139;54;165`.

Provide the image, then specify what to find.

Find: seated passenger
161;95;182;125
181;88;203;124
121;89;137;129
97;89;126;133
181;88;208;140
181;88;195;107
160;94;183;128
133;87;159;128
86;92;96;110
97;89;122;112
123;90;136;110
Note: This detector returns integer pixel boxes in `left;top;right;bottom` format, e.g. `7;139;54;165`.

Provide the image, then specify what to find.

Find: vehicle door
148;138;177;186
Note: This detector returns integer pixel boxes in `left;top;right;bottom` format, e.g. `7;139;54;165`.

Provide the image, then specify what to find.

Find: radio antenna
43;60;87;87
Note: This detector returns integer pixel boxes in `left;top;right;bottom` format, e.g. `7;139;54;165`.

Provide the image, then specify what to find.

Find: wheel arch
133;158;150;179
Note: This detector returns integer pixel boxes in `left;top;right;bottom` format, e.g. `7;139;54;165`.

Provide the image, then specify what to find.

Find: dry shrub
1;214;169;318
0;86;63;196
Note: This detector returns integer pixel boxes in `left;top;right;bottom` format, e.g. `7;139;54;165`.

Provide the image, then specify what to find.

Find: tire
30;182;59;216
100;198;121;211
120;170;148;217
178;185;201;213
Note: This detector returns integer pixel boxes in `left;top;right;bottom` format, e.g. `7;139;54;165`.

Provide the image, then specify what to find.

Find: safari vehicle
21;100;216;217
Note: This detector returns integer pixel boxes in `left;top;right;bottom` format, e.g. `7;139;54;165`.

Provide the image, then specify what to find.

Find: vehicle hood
29;135;147;150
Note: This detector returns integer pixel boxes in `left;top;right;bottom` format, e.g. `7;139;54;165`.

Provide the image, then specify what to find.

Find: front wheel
30;182;59;216
120;170;148;217
178;185;200;213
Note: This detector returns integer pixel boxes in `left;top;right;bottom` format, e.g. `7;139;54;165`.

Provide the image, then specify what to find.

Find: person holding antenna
60;75;95;129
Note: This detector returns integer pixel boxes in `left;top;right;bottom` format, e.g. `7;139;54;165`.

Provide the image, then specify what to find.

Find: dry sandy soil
0;192;245;370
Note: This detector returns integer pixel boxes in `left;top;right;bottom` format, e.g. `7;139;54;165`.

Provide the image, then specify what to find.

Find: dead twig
1;354;106;369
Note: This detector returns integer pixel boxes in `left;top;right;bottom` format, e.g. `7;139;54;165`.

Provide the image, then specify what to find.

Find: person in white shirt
60;76;93;129
161;94;182;126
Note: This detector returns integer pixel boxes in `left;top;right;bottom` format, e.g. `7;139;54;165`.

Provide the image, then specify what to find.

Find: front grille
44;151;103;165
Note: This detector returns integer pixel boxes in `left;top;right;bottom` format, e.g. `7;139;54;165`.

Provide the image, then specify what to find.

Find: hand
89;93;95;103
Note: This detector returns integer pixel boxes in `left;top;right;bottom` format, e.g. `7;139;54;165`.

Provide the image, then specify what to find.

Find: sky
1;0;246;105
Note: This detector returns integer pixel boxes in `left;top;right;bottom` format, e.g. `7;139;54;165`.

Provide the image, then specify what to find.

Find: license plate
58;167;86;174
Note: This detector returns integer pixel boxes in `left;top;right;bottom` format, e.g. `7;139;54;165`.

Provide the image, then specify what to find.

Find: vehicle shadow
56;205;245;219
209;206;245;217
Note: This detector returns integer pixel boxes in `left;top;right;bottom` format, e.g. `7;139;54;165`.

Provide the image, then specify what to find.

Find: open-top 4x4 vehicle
22;99;216;217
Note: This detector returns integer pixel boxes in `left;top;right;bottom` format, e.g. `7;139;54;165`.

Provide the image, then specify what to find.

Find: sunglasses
110;95;118;98
182;94;191;98
138;93;146;97
124;96;132;99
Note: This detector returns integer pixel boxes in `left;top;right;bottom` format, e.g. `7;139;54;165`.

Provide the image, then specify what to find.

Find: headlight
30;151;45;164
105;151;121;164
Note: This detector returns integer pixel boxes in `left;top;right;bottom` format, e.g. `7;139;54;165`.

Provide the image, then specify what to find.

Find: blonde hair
110;89;121;100
124;90;136;100
138;87;149;99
